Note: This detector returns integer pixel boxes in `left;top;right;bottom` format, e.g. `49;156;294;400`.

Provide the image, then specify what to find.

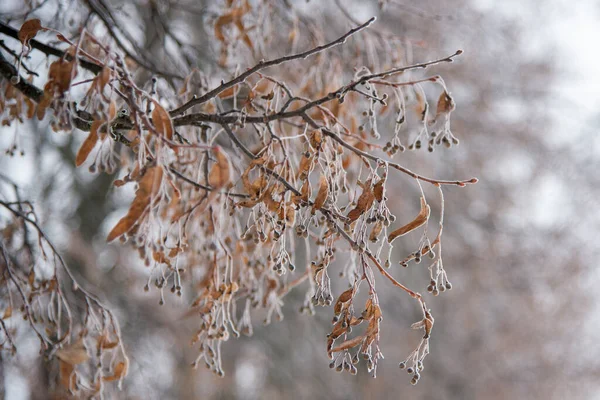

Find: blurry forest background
1;0;599;399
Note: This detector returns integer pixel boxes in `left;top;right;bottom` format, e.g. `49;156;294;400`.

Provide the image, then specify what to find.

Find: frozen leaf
107;166;163;242
56;339;89;365
208;148;232;189
373;177;386;202
103;361;128;382
18;19;45;49
369;221;384;242
436;91;455;116
347;180;375;221
312;174;328;213
388;196;430;243
329;335;364;354
75;120;102;166
151;101;173;140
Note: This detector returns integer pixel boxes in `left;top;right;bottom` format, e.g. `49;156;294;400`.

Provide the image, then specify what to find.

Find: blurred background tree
0;0;598;399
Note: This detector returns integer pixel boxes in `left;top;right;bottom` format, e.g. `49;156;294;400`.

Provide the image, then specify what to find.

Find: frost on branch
0;1;478;392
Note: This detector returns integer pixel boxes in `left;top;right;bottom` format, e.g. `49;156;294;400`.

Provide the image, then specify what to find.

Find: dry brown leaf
312;174;328;214
424;311;434;338
47;56;77;93
347;180;375;221
2;307;12;319
109;100;117;120
215;14;235;41
337;288;354;304
218;86;237;99
262;185;282;213
329;335;364;354
103;361;128;382
107;166;163;242
56;339;89;366
151;101;173;140
208;148;232;189
97;335;119;350
214;1;252;44
292;180;310;206
296;152;314;180
285;204;296;226
436;91;455;116
310;129;323;150
234;20;255;52
388;196;430;243
369;221;384;242
58;360;75;391
373;177;386;202
18;19;45;48
75;120;102;166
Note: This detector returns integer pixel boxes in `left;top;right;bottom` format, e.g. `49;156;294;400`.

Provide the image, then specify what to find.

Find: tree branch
0;21;103;74
169;17;377;117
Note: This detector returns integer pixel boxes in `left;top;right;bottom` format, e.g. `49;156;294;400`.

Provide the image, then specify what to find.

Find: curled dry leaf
18;19;45;49
107;166;163;242
75;119;103;166
86;66;113;101
292;180;310;207
436;91;455;116
347;180;375;221
388;196;430;243
151;101;173;140
47;54;78;93
328;335;364;355
312;174;328;214
56;339;90;366
373;177;386;202
369;220;384;242
296;151;315;180
214;0;254;52
103;361;128;382
208;148;232;189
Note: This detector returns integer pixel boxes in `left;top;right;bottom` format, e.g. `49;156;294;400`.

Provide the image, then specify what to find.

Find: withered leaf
98;335;119;350
292;180;310;206
218;86;237;99
329;335;364;355
234;19;255;52
369;221;384;242
310;129;323;150
47;56;77;93
373;177;386;202
107;166;163;242
18;19;45;48
261;185;281;213
208;148;232;189
58;361;75;391
312;174;328;214
103;361;128;382
347;180;375;221
296;151;314;180
337;288;354;304
151;101;173;140
214;1;251;43
56;339;89;366
285;204;296;226
388;196;430;243
75;120;103;166
436;91;455;116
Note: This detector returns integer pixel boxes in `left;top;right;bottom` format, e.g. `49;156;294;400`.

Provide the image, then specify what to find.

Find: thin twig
169;17;377;116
